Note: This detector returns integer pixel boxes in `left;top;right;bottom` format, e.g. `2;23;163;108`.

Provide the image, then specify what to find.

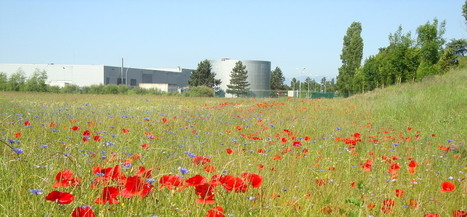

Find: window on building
130;79;137;86
105;77;110;84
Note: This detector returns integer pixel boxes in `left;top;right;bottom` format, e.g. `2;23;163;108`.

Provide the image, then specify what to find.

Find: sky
1;0;465;82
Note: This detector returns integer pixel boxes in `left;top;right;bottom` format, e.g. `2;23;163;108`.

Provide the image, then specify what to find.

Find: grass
0;68;465;217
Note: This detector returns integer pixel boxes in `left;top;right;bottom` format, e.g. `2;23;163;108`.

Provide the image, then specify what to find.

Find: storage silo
210;58;271;97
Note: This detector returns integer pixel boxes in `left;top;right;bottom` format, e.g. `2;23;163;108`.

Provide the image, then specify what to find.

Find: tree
270;66;286;90
24;69;48;92
0;72;7;91
304;77;312;93
320;77;327;92
7;69;26;91
290;78;298;90
436;48;458;73
463;0;467;22
416;19;446;80
337;22;364;97
188;60;221;89
226;61;250;97
446;38;467;56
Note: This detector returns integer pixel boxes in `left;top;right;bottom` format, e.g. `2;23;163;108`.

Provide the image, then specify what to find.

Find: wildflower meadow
0;69;465;217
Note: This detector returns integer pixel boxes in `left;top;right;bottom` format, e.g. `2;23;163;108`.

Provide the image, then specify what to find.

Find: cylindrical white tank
210;58;271;97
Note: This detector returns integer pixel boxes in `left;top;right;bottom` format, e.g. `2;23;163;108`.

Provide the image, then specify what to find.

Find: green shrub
184;86;214;97
102;84;119;94
60;84;80;94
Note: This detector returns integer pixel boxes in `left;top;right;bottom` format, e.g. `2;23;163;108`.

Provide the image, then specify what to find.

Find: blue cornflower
146;178;156;184
13;148;23;154
41;144;48;148
179;167;189;174
28;189;43;195
185;152;196;158
446;139;453;143
247;196;256;200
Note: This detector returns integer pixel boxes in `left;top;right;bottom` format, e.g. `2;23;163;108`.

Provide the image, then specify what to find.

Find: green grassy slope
350;68;467;144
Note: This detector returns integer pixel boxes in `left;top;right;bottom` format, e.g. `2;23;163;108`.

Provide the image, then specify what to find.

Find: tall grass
0;68;465;216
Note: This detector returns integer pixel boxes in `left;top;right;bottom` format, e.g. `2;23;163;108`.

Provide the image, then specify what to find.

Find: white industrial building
0;63;192;93
210;58;271;97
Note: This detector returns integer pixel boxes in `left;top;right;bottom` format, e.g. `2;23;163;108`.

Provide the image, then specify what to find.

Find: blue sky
1;0;465;82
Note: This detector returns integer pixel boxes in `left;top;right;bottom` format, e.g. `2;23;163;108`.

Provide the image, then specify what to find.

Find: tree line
337;15;466;97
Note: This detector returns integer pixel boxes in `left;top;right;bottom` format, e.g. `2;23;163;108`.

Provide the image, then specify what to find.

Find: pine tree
226;61;250;97
270;66;285;90
188;60;221;88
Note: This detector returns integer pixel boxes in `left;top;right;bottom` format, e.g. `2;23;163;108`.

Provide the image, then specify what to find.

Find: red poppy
390;162;401;170
120;176;153;198
193;156;211;165
14;132;22;138
140;143;150;149
92;165;126;184
424;214;440;217
24;121;31;126
292;141;302;147
121;128;130;133
362;160;373;172
135;166;153;178
441;181;456;192
159;175;184;190
93;186;119;204
409;199;418;209
204;165;217;173
45;191;74;204
219;175;248;193
236;126;243;130
205;206;225;217
71;126;80;131
185;175;207;186
195;183;216;204
257;148;266;153
161;118;168;123
452;210;467;217
93;135;101;142
273;154;282;160
315;179;327;186
82;130;91;136
304;136;311;141
321;206;333;214
381;198;395;213
53;170;81;188
50;122;57;127
395;189;404;197
71;206;96;217
226;148;234;154
241;173;263;188
388;162;401;174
